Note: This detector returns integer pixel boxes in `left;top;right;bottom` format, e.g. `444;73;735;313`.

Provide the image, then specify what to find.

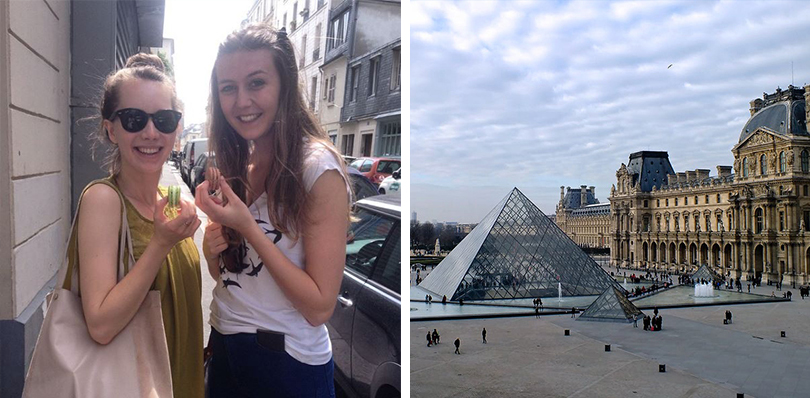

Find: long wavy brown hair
208;23;349;273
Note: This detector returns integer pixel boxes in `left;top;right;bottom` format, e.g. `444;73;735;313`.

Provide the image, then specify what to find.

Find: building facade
610;85;810;286
0;1;165;394
555;186;611;249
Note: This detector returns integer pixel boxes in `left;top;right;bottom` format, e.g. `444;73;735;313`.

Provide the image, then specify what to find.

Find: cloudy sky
411;0;810;224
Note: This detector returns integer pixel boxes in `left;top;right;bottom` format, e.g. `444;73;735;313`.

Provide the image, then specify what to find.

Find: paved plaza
411;265;810;398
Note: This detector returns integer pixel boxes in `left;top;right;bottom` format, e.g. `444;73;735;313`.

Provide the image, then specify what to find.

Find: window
391;47;401;90
342;134;354;156
656;199;660;207
300;35;307;68
760;154;767;175
345;207;395;277
694;196;698;204
804;211;810;231
317;0;324;9
780;211;785;231
293;2;298;26
368;56;380;96
684;214;689;230
283;13;287;30
780;151;786;173
805;185;809;196
328;129;337;145
675;198;678;206
371;224;400;293
705;215;711;232
717;213;722;230
684;197;688;206
743;157;749;177
643;200;648;208
378;121;401;156
327;75;336;103
327;10;350;50
803;150;809;172
309;76;317;110
350;65;360;102
755;208;763;233
302;0;310;21
313;23;321;60
675;217;679;231
705;195;709;204
716;194;721;203
666;198;669;206
359;159;373;172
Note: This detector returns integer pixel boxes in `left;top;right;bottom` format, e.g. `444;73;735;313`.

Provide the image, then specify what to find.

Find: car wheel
378;188;385;195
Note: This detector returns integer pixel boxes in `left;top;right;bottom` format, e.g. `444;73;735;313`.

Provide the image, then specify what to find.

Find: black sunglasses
111;108;182;134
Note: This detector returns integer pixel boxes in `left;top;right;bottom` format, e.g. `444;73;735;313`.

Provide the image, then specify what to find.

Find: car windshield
346;207;395;276
348;159;364;169
376;160;400;174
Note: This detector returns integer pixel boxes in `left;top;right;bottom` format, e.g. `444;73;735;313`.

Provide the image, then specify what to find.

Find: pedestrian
197;23;351;398
442;295;447;305
426;332;432;347
454;338;461;354
653;306;659;317
787;290;793;300
633;314;638;328
535;307;540;318
432;329;440;344
571;307;577;318
538;298;543;310
748;283;751;293
643;315;650;331
482;328;487;344
75;53;204;397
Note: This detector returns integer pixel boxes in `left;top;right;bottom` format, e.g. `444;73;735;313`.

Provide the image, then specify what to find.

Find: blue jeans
208;328;335;398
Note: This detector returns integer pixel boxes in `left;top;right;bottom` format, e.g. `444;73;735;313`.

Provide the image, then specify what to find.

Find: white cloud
412;0;810;222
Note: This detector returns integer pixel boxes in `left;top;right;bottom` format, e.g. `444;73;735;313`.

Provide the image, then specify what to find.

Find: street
160;162;216;345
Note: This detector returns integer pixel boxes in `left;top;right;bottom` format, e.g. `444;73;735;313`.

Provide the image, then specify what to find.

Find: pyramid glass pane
578;286;645;323
419;188;620;300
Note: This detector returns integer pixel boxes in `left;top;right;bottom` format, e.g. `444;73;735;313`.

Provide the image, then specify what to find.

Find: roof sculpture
577;286;645;323
419;188;619;301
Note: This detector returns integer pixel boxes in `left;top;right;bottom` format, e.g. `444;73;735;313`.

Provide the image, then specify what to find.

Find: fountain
558;282;562;302
694;282;715;297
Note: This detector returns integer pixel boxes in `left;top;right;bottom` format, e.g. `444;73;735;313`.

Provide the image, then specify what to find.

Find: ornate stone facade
609;84;810;286
555;185;611;248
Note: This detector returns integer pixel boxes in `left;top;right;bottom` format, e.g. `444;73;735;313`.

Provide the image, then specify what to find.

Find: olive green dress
65;178;204;398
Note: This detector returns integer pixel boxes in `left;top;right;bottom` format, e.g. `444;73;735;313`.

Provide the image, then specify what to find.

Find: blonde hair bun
125;53;165;72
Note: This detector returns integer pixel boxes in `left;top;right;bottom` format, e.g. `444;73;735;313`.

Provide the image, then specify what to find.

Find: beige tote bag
22;181;173;398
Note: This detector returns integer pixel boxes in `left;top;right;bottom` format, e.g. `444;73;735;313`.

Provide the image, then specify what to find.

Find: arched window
760;154;767;175
802;150;809;173
780;151;786;173
755;208;763;233
743;157;749;177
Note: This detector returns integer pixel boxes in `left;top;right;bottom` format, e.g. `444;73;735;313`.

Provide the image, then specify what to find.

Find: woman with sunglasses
73;53;204;398
195;24;350;397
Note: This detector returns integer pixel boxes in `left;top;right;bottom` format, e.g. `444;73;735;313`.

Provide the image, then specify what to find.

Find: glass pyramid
419;188;620;301
577;286;645;323
692;264;722;284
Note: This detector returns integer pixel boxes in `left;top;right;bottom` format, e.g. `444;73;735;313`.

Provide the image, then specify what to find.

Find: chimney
580;185;587;207
696;169;710;180
677;172;687;184
686;171;696;182
589;186;596;199
667;174;677;185
560;186;565;202
750;98;763;116
717;166;732;177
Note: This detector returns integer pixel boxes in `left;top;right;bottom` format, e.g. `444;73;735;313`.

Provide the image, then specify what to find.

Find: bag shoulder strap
61;177;135;294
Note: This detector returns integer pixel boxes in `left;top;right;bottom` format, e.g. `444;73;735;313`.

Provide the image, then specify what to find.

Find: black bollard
737;394;744;398
564;329;570;336
781;331;786;338
659;364;666;372
605;344;611;352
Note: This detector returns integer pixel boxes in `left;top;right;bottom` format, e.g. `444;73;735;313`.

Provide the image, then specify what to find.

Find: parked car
180;138;208;185
377;168;401;196
328;195;400;398
342;155;357;165
348;167;380;202
348;157;401;185
189;152;215;195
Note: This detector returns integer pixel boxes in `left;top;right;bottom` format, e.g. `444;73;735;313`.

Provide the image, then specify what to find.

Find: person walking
482;328;487;344
426;332;432;347
633;314;638;328
454;338;461;354
571;307;577;318
432;329;440;345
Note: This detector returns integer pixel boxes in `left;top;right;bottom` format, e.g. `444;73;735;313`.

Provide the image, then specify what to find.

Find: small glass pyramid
577;285;645;323
692;264;723;284
419;188;619;301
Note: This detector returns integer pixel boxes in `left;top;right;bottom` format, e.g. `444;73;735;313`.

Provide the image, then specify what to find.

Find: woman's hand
152;196;201;249
195;176;254;234
203;221;228;262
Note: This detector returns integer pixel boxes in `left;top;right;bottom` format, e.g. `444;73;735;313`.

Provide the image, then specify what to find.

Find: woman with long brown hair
195;23;350;397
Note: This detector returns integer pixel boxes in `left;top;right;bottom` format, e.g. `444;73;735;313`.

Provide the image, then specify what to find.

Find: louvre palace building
554;186;611;249
609;84;810;286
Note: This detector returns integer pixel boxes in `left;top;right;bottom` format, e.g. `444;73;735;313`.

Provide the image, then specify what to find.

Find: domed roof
739;99;807;143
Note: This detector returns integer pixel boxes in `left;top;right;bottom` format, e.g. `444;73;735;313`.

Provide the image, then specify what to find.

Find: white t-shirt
210;142;349;365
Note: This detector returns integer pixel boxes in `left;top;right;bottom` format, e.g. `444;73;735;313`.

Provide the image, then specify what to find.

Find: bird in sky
667;64;673;69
